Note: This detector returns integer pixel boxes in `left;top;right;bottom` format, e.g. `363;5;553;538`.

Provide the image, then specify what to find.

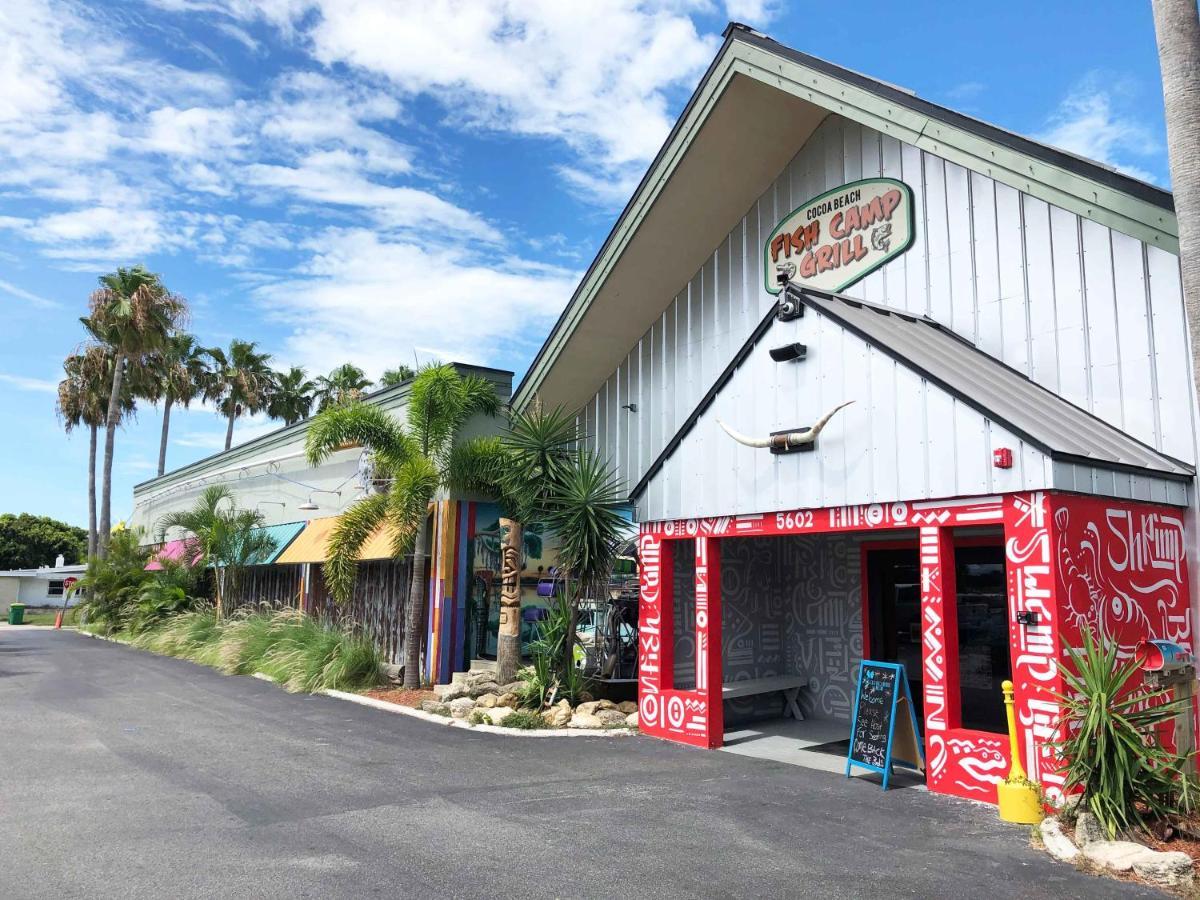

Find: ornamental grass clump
130;608;383;694
1053;630;1198;838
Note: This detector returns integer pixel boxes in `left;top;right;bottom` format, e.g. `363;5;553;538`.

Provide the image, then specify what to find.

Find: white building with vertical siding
515;24;1197;804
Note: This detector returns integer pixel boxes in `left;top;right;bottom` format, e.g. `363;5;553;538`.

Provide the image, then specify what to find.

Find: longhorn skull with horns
716;401;855;452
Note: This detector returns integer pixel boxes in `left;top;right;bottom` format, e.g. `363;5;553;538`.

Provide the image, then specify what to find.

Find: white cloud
250;228;577;377
724;0;779;25
210;0;717;202
0;372;59;393
1036;75;1162;184
0;279;60;308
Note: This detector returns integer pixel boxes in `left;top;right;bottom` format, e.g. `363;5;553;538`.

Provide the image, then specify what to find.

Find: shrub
1054;630;1198;838
500;709;546;730
73;529;152;633
521;595;591;709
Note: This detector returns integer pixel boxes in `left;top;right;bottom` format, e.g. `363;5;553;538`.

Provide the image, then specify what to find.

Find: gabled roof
514;22;1177;416
631;288;1193;501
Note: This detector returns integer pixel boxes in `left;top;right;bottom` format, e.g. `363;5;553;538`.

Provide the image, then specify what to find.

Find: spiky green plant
1053;629;1198;837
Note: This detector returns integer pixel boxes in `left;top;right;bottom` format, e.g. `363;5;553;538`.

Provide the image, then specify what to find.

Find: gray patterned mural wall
671;534;863;724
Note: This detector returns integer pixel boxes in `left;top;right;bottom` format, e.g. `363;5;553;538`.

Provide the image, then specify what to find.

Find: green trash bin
7;603;25;625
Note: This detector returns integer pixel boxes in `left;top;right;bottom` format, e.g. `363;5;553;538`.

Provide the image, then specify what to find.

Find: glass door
866;548;923;720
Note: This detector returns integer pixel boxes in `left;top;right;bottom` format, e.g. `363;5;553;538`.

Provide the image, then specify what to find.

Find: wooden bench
722;674;808;720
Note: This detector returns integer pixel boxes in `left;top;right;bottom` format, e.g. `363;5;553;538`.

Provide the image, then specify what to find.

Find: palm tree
1152;1;1200;412
306;364;499;688
155;485;277;619
206;340;274;451
449;406;579;683
145;332;211;476
380;365;415;388
268;366;316;426
57;346;132;558
85;266;187;557
314;363;373;412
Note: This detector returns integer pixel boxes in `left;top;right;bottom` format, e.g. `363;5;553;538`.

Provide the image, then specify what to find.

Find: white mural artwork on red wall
638;491;1193;805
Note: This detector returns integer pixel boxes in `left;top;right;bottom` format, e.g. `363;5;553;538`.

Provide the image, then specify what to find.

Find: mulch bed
363;688;436;708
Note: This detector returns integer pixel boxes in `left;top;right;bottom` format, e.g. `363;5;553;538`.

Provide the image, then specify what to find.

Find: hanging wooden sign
845;660;925;790
764;178;915;295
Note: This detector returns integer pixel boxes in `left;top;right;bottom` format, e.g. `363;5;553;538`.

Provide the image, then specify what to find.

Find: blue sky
0;0;1172;529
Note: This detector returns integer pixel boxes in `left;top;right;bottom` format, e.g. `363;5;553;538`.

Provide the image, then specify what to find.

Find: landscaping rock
576;700;605;716
1074;812;1107;848
577;690;594;704
594;708;627;726
475;693;499;708
450;671;470;686
1039;819;1079;863
467;681;500;699
420;700;451;715
497;692;520;708
498;681;524;695
543;700;572;728
625;711;638;728
433;682;469;701
485;707;515;725
448;697;477;719
595;698;618;711
381;663;403;684
1081;840;1156;873
1132;850;1194;886
617;701;638;715
568;713;604;729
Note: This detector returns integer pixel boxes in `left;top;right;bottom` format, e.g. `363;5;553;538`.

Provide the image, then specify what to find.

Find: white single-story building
0;560;86;613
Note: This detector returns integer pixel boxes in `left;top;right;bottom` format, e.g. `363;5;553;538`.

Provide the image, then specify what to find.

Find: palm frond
324;492;390;603
304;401;413;467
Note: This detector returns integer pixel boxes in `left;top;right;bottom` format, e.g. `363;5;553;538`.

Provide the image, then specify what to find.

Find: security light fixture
298;496;319;511
769;343;808;363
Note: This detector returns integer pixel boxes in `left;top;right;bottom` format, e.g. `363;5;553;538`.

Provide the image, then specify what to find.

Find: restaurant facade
515;24;1197;803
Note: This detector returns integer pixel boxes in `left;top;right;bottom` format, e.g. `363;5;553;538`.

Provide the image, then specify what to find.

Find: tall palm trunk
496;517;523;684
403;511;430;688
98;351;125;558
157;396;174;477
224;410;236;451
87;424;98;559
1153;0;1200;415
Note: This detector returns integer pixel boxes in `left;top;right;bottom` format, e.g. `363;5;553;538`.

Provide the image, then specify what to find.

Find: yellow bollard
997;679;1044;824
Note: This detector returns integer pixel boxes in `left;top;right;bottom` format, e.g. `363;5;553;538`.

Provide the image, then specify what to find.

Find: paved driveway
0;628;1152;899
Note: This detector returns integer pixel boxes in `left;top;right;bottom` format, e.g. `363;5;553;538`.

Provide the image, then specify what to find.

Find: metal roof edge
793;286;1195;478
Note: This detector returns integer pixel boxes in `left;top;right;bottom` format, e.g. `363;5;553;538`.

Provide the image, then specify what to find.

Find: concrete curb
77;631;634;740
322;688;637;739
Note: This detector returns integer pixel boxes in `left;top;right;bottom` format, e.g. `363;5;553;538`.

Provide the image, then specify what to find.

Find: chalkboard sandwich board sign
845;661;925;790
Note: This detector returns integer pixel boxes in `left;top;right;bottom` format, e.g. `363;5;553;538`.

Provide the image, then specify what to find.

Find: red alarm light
993;447;1013;469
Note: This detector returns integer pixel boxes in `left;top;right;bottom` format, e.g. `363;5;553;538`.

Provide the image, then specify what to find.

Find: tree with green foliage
306;363;499;688
144;332;212;476
314;363;373;412
72;527;152;633
155;485;277;619
205;339;275;451
379;365;415;387
268;366;316;426
0;513;88;570
84;265;187;556
451;406;627;690
57;345;133;558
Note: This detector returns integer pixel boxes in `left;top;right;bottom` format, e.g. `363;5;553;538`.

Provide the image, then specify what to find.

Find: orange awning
275;515;403;564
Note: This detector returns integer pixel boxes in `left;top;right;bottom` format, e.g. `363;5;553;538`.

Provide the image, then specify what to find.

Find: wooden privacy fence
308;559;412;665
226;564;304;613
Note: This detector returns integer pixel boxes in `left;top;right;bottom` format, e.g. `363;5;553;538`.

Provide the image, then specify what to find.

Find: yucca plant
1053;629;1198;838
